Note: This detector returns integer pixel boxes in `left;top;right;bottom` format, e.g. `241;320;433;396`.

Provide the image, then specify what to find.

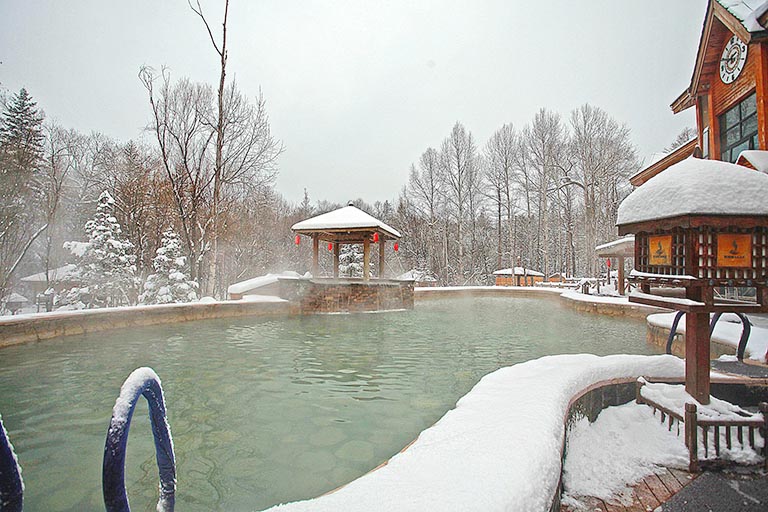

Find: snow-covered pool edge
266;354;686;512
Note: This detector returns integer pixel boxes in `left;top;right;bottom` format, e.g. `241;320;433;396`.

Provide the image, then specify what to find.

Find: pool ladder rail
0;367;177;512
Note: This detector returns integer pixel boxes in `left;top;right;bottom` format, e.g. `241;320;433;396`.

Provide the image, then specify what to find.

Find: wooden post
685;403;699;472
760;402;768;470
685;295;711;404
363;238;370;281
754;43;768;151
618;256;625;295
333;242;340;278
378;237;385;279
312;235;319;277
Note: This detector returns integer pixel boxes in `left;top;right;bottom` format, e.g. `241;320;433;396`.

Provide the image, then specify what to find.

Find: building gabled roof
630;138;698;186
493;267;545;277
291;205;402;240
20;264;80;283
671;0;768;114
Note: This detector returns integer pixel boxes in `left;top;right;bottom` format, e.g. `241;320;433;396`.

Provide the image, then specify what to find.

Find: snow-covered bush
139;228;198;304
339;244;365;278
60;190;137;308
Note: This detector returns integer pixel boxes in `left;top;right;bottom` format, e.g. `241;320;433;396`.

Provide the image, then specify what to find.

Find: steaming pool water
0;296;653;511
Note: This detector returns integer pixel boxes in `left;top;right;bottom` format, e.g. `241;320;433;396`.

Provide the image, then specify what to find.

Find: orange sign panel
717;234;752;268
648;235;672;266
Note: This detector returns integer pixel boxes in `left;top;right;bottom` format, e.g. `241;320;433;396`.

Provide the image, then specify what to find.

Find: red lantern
328;242;333;251
373;232;379;243
294;235;301;245
394;242;399;252
606;258;611;268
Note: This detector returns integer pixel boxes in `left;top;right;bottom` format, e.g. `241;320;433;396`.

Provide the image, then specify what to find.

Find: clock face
720;35;748;84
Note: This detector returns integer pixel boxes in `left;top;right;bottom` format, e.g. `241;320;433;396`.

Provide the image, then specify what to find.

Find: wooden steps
562;468;697;512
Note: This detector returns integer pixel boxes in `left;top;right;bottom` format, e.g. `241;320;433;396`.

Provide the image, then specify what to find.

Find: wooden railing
636;380;768;472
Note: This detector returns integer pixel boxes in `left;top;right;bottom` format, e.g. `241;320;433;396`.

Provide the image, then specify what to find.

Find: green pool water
0;296;652;511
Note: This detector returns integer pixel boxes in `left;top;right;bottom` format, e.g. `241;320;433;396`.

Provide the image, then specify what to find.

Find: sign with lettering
648;235;672;266
717;234;752;268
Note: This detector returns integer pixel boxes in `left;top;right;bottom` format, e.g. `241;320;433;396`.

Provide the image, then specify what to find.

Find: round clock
720;35;748;84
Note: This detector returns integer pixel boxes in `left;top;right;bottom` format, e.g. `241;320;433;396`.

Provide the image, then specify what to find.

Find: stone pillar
363;238;370;281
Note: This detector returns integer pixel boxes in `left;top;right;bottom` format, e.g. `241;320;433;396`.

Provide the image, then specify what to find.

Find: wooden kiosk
288;204;412;313
617;157;768;404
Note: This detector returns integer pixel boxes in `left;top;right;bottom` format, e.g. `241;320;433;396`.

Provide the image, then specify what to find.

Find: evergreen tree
140;228;198;304
63;190;137;307
0;88;46;299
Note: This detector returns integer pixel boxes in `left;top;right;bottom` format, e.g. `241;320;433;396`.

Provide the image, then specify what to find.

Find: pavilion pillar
378;237;385;278
618;256;625;295
333;243;340;278
312;235;319;277
363;238;370;281
685;287;711;405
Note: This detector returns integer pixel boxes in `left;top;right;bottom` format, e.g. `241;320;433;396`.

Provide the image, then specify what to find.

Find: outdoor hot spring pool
0;296;653;511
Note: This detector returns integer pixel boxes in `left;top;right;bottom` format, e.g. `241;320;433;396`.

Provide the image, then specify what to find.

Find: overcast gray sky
1;0;703;205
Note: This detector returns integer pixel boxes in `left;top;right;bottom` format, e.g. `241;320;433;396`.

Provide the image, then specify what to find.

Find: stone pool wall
279;278;414;313
646;322;736;359
0;300;295;348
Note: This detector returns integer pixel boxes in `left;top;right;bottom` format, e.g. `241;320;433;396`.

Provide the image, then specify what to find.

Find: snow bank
265;354;685;512
227;271;302;296
562;402;688;505
648;312;768;361
640;379;762;423
617;157;768;226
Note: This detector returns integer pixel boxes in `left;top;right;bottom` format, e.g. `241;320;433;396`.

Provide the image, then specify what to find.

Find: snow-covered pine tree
62;190;136;307
140;227;198;304
338;244;374;278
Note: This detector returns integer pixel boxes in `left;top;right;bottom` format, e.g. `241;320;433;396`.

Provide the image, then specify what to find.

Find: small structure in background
492;267;545;287
3;293;28;315
594;235;635;295
291;203;401;280
617;157;768;404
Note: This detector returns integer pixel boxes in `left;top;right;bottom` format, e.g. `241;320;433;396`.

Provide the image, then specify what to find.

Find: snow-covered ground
265;354;686;512
648;312;768;362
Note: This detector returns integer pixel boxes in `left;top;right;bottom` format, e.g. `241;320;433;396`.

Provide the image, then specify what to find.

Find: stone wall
0;300;296;348
280;278;414;313
647;322;735;359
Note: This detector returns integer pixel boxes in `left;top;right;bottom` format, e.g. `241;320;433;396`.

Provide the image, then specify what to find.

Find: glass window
719;92;759;162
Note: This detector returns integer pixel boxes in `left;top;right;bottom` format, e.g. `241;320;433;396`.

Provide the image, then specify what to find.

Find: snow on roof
594;235;635;256
292;205;402;239
492;267;545;277
20;264;79;283
227;271;302;296
4;292;29;303
397;270;437;282
265;354;685;512
617;157;768;227
738;150;768;172
717;0;768;32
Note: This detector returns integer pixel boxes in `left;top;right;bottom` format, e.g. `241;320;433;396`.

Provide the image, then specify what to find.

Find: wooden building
493;267;545;287
631;0;768;186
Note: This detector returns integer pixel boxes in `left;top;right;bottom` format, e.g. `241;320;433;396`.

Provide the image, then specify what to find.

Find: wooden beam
312;234;319;277
618;256;625;295
755;42;768;151
363;238;370;281
333;242;340;278
379;238;385;278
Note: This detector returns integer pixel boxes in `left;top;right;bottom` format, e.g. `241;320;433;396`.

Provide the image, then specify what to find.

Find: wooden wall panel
710;49;757;116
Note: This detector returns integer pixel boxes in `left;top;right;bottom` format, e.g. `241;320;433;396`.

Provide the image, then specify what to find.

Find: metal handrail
709;312;752;361
665;311;685;355
102;368;176;512
0;414;23;512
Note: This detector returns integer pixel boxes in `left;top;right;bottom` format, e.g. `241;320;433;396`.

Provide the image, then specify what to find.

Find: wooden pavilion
291;203;401;280
594;235;635;295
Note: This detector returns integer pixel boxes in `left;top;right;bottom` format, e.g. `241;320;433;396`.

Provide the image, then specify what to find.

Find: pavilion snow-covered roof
737;150;768;172
617;157;768;228
292;205;402;240
595;236;635;258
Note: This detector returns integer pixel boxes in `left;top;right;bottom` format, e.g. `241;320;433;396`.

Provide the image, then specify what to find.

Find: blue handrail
0;414;23;512
709;312;752;361
665;311;686;355
102;368;176;512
